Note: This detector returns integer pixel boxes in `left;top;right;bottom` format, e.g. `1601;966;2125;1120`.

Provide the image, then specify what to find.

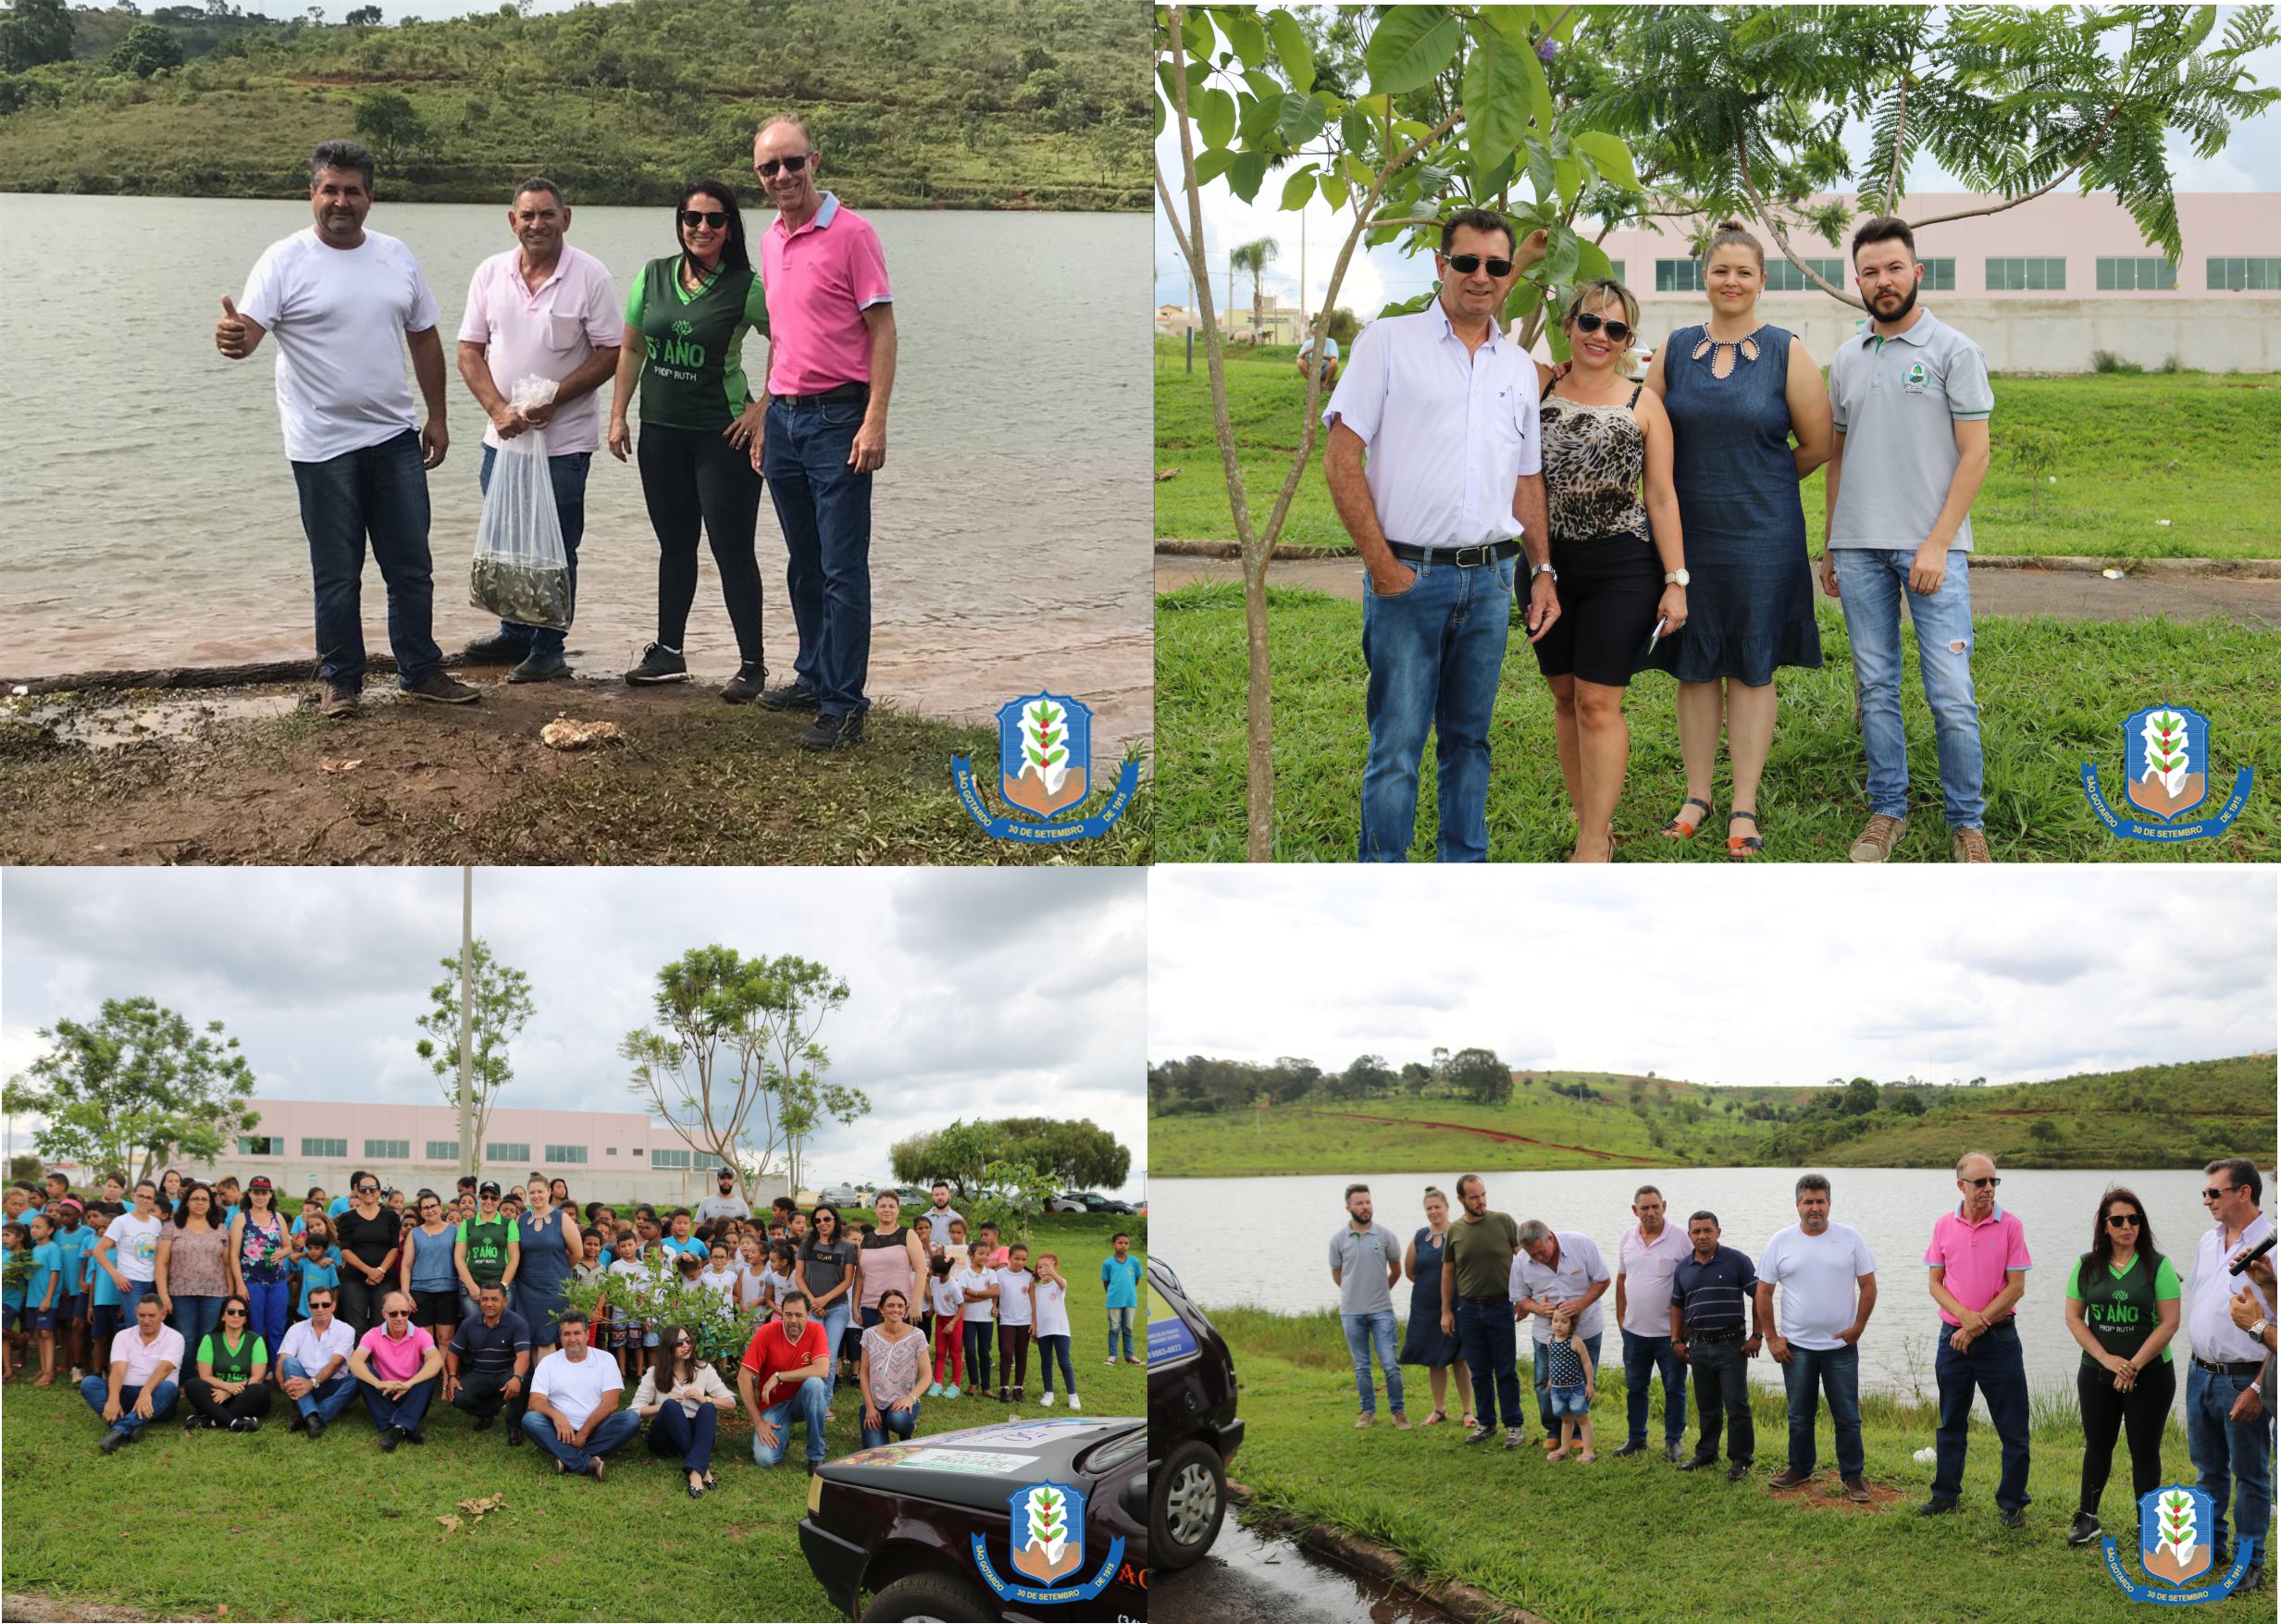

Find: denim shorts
1548;1384;1591;1418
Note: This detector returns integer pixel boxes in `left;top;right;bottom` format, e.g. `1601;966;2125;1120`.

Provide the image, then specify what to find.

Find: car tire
1153;1437;1227;1570
862;1570;998;1622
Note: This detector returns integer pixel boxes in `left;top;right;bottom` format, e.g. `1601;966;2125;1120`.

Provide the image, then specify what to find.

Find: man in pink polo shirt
454;178;623;684
1921;1150;2033;1524
750;117;897;750
349;1289;445;1450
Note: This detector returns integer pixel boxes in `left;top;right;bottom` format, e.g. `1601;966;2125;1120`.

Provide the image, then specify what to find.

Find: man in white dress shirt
2187;1159;2273;1592
1321;208;1556;862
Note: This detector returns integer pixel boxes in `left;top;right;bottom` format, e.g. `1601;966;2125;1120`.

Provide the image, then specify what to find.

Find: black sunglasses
384;1308;410;1319
223;1307;247;1316
2105;1213;2143;1227
1444;253;1514;278
679;209;727;229
357;1184;378;1194
756;154;811;178
1574;310;1634;345
1963;1176;2002;1189
2203;1185;2238;1200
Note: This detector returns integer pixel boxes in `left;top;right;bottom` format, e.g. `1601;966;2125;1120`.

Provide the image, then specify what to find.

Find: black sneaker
287;1411;306;1434
797;712;865;751
406;1425;428;1444
720;661;768;703
758;682;822;713
380;1426;403;1453
1612;1441;1648;1457
319;681;361;719
1463;1423;1494;1445
507;650;570;684
305;1414;326;1441
625;643;688;684
2067;1511;2101;1546
461;631;531;664
1916;1497;1958;1517
99;1428;130;1455
1999;1506;2027;1530
403;669;478;705
230;1416;261;1433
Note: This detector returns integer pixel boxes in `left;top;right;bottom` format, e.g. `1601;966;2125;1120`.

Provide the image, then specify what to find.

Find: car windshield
1077;1424;1147;1473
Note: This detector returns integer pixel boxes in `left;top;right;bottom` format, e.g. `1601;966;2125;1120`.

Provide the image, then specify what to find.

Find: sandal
1661;797;1712;838
1420;1408;1448;1426
1727;809;1763;859
1462;1413;1478;1429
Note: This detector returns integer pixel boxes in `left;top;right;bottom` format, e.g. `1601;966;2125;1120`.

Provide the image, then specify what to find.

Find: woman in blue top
514;1176;578;1360
399;1190;462;1340
1643;220;1833;858
1398;1187;1473;1428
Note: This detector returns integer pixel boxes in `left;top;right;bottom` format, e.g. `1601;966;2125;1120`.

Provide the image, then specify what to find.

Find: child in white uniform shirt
1032;1251;1078;1409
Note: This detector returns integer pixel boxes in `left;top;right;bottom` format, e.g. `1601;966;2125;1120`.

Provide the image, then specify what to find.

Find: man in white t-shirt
521;1309;638;1478
216;137;477;718
1755;1172;1879;1501
1614;1184;1692;1461
277;1284;359;1438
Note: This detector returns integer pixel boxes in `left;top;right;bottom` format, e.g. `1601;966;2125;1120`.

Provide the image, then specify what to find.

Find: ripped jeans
1832;549;1984;829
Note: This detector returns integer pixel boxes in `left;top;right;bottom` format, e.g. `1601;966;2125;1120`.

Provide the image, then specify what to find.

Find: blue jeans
1621;1328;1689;1447
477;445;591;655
647;1401;719;1472
751;1374;832;1466
522;1406;640;1472
964;1318;995;1391
1037;1333;1075;1396
243;1276;291;1361
1832;549;1985;828
763;395;873;717
360;1374;438;1433
279;1355;356;1425
862;1398;921;1449
118;1280;152;1322
1456;1296;1522;1431
169;1294;225;1358
1931;1317;2031;1508
1781;1341;1864;1476
290;428;440;688
817;1298;853;1407
1339;1308;1404;1416
2188;1360;2273;1565
1107;1306;1134;1360
1358;554;1516;862
1532;1331;1602;1433
81;1375;177;1433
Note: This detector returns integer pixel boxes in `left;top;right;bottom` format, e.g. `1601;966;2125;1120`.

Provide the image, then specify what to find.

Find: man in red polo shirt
738;1288;833;1472
750;116;897;751
1921;1150;2033;1524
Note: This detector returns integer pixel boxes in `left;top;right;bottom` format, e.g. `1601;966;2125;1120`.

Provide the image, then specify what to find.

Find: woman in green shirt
183;1294;272;1432
607;180;771;700
2063;1186;2181;1548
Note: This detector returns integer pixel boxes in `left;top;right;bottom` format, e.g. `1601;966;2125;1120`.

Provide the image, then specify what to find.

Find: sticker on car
888;1448;1043;1474
972;1481;1128;1605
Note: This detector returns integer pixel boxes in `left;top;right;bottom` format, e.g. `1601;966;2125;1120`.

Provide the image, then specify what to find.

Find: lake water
0;195;1150;753
1154;1169;2271;1407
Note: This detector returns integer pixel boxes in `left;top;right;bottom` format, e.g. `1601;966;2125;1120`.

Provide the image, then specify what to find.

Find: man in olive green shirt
1440;1174;1526;1446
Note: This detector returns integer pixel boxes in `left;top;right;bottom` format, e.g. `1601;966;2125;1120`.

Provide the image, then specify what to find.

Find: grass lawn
1154;582;2279;862
1214;1308;2207;1624
0;1216;1147;1620
1155;338;2281;560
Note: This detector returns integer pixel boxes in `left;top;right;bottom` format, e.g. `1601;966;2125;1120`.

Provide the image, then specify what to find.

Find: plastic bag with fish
469;376;571;630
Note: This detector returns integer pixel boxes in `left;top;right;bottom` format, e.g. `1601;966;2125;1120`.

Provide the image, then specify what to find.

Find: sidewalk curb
1226;1481;1555;1624
1156;539;2281;577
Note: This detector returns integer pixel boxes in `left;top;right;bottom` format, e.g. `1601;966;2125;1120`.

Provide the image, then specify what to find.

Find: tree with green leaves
1342;1053;1394;1101
619;948;858;1209
353;88;427;163
0;0;75;71
109;19;183;76
891;1117;1130;1194
1228;233;1280;333
1445;1046;1513;1106
3;997;259;1183
411;937;534;1175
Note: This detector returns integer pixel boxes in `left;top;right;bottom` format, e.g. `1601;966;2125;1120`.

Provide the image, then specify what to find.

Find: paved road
1153;1520;1455;1624
1156;556;2281;626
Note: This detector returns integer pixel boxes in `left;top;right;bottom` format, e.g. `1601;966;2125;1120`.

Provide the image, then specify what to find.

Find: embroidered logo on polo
1903;360;1928;392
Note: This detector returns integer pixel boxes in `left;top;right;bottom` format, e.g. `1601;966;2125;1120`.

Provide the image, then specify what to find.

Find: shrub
2092;349;2144;375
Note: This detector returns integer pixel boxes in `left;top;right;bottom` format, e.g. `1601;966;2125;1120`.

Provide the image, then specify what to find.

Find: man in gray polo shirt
1821;215;1995;865
1328;1184;1408;1429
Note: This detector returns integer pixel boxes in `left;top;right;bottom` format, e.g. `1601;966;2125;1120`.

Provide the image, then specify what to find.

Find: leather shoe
1675;1455;1720;1471
1998;1506;2027;1530
1727;1461;1752;1482
507;651;569;684
1612;1441;1648;1457
461;631;531;664
2236;1563;2263;1593
1769;1467;1815;1489
1917;1498;1958;1517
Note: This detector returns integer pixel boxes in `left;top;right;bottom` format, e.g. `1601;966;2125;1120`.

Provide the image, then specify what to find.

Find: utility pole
457;866;476;1180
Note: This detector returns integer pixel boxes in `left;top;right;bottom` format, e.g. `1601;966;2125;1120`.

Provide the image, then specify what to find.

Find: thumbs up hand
216;294;254;359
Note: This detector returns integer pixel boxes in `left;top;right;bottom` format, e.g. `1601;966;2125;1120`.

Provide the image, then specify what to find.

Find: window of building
488;1142;530;1163
425;1140;458;1161
2096;256;2176;291
364;1139;409;1160
1921;258;1955;291
1655;259;1705;293
1761;257;1843;292
1986;257;2066;291
651;1149;692;1171
301;1136;347;1159
545;1145;589;1165
1605;259;1625;287
606;1147;618;1157
237;1135;284;1157
2208;257;2281;291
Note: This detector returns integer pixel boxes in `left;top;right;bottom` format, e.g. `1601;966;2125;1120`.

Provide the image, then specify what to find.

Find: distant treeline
0;0;1148;209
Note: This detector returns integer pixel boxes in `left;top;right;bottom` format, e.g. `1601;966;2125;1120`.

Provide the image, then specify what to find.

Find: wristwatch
1665;568;1690;587
1531;563;1558;581
2255;1319;2272;1340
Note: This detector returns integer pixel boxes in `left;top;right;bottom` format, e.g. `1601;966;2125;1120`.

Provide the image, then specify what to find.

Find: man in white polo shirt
2187;1158;2273;1592
1322;208;1557;862
1822;215;1995;864
1614;1184;1692;1461
1509;1219;1608;1446
84;1294;182;1453
216;138;476;718
1757;1172;1879;1502
455;177;622;684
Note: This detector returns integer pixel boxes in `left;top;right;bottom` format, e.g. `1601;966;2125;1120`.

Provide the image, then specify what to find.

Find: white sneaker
1041;1392;1056;1407
1070;1395;1082;1411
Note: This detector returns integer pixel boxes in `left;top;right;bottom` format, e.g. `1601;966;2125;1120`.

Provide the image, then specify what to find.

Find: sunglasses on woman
1444;253;1513;278
679;209;727;230
756;154;810;179
2106;1213;2143;1228
1573;311;1633;345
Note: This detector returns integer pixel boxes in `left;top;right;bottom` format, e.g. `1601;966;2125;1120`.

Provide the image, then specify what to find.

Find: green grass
1155;338;2281;560
1154;582;2279;862
1214;1308;2200;1624
1;1214;1146;1620
1149;1058;2279;1177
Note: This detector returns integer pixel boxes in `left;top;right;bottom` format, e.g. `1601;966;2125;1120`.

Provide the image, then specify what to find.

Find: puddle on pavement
1154;1518;1457;1624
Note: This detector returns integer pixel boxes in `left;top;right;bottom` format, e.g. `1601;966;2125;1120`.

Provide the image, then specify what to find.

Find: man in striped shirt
1670;1211;1764;1481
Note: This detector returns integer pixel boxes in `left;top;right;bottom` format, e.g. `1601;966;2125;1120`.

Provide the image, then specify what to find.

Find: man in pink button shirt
454;179;623;683
750;117;897;750
1921;1150;2033;1523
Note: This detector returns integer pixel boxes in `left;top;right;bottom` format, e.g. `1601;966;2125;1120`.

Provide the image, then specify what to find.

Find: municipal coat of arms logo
2081;701;2252;843
2102;1483;2250;1603
951;690;1138;844
968;1479;1126;1604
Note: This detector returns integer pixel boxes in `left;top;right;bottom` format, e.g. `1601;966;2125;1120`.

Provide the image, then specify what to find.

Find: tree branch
1735;129;1863;309
1885;69;1908;208
1905;91;2128;229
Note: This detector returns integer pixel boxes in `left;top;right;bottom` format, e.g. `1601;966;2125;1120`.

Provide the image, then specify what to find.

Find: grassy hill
0;0;1147;208
1148;1055;2277;1177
